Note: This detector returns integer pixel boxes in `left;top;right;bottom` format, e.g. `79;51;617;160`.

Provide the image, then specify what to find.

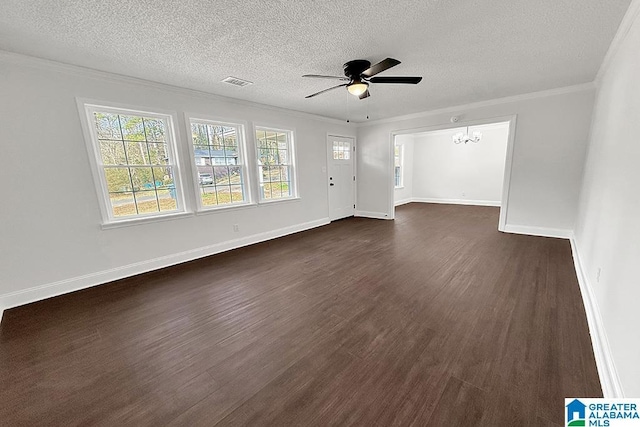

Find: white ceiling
0;0;631;122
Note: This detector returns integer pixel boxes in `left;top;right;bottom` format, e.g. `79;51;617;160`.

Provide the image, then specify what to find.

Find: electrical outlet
596;267;601;283
233;224;239;232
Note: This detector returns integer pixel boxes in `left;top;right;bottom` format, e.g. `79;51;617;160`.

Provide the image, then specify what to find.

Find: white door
327;136;355;221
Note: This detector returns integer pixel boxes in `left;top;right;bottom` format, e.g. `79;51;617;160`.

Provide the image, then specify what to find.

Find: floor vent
221;76;253;87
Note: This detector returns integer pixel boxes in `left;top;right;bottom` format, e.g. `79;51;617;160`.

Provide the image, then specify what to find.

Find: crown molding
0;49;351;126
595;0;640;86
357;82;596;127
0;49;599;128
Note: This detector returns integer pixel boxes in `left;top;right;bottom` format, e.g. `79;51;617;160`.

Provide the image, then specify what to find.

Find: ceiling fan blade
302;74;349;81
369;76;422;84
305;84;348;98
361;58;401;78
359;89;370;100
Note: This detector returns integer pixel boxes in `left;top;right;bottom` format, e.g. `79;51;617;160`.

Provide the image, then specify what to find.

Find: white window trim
394;142;404;189
77;99;189;226
185;114;254;212
253;124;299;203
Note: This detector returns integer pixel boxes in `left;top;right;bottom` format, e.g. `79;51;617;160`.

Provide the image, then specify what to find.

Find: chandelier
453;127;482;144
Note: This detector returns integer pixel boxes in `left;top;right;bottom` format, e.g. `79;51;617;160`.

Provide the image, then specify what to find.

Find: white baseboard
394;198;413;206
354;210;391;220
500;224;572;239
0;218;330;316
411;197;501;207
570;237;624;397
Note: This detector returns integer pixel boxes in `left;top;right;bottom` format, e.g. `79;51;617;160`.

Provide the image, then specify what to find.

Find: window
394;142;404;188
82;104;184;223
255;127;296;201
333;140;351;160
189;119;249;209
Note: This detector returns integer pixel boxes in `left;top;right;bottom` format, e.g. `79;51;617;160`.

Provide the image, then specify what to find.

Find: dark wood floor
0;204;601;426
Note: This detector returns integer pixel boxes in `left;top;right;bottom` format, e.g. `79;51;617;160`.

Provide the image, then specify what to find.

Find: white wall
357;86;595;236
410;122;509;206
574;2;640;397
0;52;354;311
393;134;413;205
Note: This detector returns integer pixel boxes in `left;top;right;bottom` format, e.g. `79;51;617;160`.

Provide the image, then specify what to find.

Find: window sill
101;211;193;230
258;196;302;205
195;202;257;216
395;186;405;190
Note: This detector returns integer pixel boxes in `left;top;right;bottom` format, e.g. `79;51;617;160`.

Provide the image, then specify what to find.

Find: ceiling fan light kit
347;81;369;96
303;58;422;99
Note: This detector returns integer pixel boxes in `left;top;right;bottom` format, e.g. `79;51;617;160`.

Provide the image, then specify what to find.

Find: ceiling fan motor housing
343;60;371;79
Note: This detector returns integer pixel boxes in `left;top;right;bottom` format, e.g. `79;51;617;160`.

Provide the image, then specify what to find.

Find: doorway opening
390;117;516;231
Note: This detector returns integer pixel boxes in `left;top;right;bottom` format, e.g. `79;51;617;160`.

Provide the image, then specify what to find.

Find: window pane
134;190;160;214
105;167;132;193
270;184;283;199
148;143;168;165
277;141;287;151
143;118;165;142
125;141;149;165
110;192;136;217
99;141;126;165
192;123;209;148
216;187;232;204
223;128;237;148
259;149;271;165
279;182;291;197
278;149;288;163
119;116;146;141
281;166;290;182
129;167;154;191
159;192;177;211
201;193;217;206
230;185;244;202
198;167;214;187
229;165;242;184
151;166;169;187
210;126;224;149
262;183;274;199
94;113;122;140
213;166;230;185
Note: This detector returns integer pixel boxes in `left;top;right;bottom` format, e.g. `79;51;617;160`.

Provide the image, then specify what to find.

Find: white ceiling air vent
221;76;253;87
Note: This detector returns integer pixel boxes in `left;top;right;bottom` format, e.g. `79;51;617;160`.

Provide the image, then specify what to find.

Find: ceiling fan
303;58;422;100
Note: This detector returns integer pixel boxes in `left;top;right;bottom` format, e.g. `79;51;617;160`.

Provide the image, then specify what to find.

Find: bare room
1;0;639;425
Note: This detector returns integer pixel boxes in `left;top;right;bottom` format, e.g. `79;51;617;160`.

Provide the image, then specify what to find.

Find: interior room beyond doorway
394;121;511;222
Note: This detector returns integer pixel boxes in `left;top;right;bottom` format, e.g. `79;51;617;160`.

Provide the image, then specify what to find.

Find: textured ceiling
0;0;631;121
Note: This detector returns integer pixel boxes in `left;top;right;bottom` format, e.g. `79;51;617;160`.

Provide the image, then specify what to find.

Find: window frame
394;141;404;189
78;100;188;227
185;115;253;212
253;125;298;203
